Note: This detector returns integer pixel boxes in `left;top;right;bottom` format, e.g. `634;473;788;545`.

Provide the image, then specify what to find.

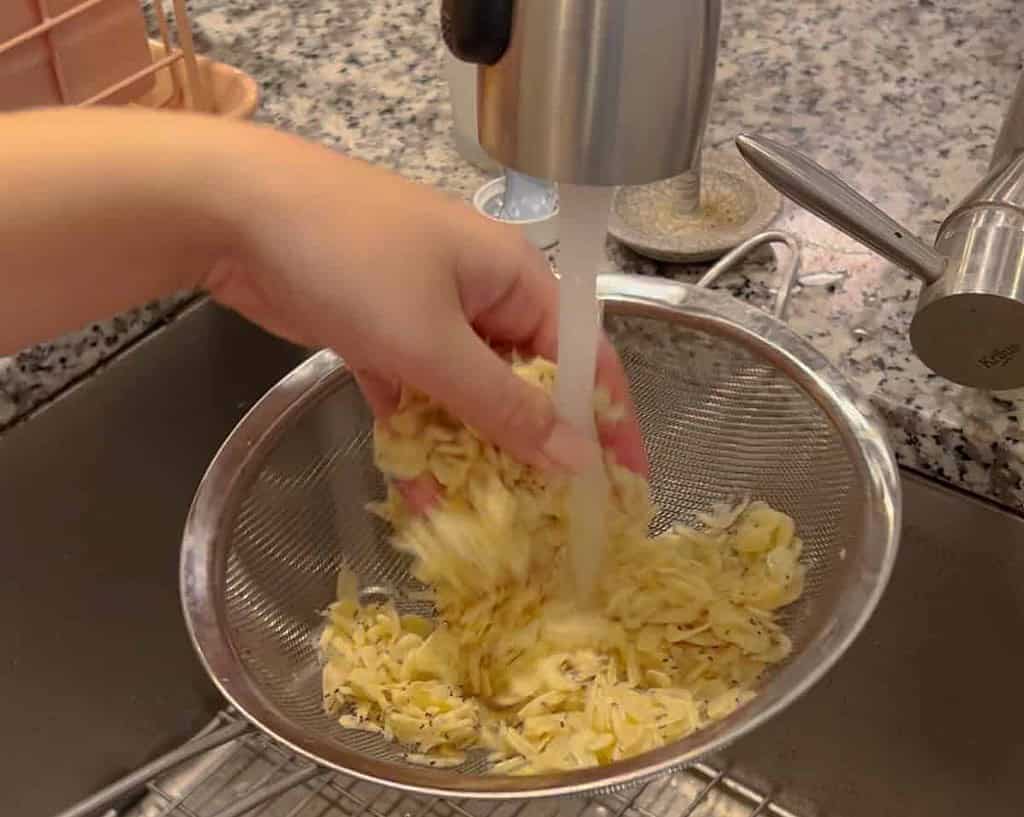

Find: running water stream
553;183;614;604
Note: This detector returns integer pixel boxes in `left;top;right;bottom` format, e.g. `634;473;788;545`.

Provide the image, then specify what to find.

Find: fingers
358;333;645;478
394;473;441;513
450;218;648;474
452;213;558;346
354;369;441;513
595;337;650;476
404;321;598;472
526;315;649;476
355;204;646;477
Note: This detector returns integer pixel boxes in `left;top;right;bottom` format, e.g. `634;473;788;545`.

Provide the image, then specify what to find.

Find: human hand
206;127;647;480
206;128;646;481
0;107;645;483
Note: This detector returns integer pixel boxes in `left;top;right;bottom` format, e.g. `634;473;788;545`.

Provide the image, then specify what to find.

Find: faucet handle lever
736;133;947;286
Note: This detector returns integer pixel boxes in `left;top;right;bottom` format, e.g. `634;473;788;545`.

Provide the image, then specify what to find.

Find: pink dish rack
0;0;259;118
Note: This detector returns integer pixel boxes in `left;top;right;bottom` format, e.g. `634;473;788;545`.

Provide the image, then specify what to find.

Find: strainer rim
181;279;900;799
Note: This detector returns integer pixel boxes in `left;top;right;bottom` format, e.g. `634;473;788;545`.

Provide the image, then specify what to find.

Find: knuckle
494;383;554;447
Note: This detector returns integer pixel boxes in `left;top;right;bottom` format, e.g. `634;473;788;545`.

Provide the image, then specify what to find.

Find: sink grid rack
74;711;804;817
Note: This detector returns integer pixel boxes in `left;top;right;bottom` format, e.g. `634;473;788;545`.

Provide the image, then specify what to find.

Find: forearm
0;107;244;354
0;107;647;473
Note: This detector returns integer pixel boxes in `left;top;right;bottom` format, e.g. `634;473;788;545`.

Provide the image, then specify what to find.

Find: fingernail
540;422;600;472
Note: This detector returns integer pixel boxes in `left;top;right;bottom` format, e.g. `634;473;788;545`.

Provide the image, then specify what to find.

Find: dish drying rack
68;710;801;817
0;0;258;117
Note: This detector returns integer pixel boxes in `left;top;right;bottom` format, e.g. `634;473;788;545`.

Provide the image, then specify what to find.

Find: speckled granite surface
0;294;192;426
3;0;1023;510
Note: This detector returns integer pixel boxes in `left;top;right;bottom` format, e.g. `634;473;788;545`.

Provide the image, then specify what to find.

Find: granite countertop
2;0;1022;511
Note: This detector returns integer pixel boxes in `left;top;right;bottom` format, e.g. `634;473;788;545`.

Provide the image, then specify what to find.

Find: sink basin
3;300;1022;816
724;471;1024;817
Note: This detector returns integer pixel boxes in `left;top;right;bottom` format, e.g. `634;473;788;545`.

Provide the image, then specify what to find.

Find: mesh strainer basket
181;231;900;800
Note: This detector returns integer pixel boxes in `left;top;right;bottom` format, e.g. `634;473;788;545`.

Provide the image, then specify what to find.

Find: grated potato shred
319;358;804;774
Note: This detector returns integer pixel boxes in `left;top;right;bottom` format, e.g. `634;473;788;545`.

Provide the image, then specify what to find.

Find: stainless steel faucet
992;73;1024;174
736;74;1024;391
441;0;721;186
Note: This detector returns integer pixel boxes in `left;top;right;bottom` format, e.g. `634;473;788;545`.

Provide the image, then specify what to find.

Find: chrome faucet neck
991;72;1024;173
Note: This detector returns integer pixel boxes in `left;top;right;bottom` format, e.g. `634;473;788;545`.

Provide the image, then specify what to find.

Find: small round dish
608;150;782;262
472;177;560;250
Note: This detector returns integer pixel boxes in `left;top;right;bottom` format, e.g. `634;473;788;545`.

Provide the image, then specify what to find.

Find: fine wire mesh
214;304;868;789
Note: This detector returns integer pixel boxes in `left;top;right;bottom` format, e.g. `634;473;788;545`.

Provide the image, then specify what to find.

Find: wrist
195;119;340;289
174;116;277;292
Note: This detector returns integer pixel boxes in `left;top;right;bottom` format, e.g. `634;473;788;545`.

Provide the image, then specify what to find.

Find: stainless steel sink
723;472;1024;817
0;302;308;817
3;300;1022;817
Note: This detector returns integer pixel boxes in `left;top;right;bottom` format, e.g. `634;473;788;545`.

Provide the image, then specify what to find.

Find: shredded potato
319;358;804;773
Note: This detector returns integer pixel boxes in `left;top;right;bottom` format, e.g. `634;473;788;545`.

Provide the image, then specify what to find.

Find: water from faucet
498;169;557;221
554;183;613;604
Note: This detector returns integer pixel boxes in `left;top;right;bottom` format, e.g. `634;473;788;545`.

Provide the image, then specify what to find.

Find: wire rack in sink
80;711;801;817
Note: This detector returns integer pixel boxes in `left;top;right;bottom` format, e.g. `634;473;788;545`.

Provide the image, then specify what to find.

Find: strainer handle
696;230;802;320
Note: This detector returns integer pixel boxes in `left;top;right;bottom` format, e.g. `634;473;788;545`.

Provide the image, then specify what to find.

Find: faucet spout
735;134;947;285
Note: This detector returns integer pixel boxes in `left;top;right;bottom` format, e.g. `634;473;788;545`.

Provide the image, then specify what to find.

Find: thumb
409;324;598;472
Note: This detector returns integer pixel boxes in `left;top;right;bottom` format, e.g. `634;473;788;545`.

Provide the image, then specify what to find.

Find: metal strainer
181;232;900;801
